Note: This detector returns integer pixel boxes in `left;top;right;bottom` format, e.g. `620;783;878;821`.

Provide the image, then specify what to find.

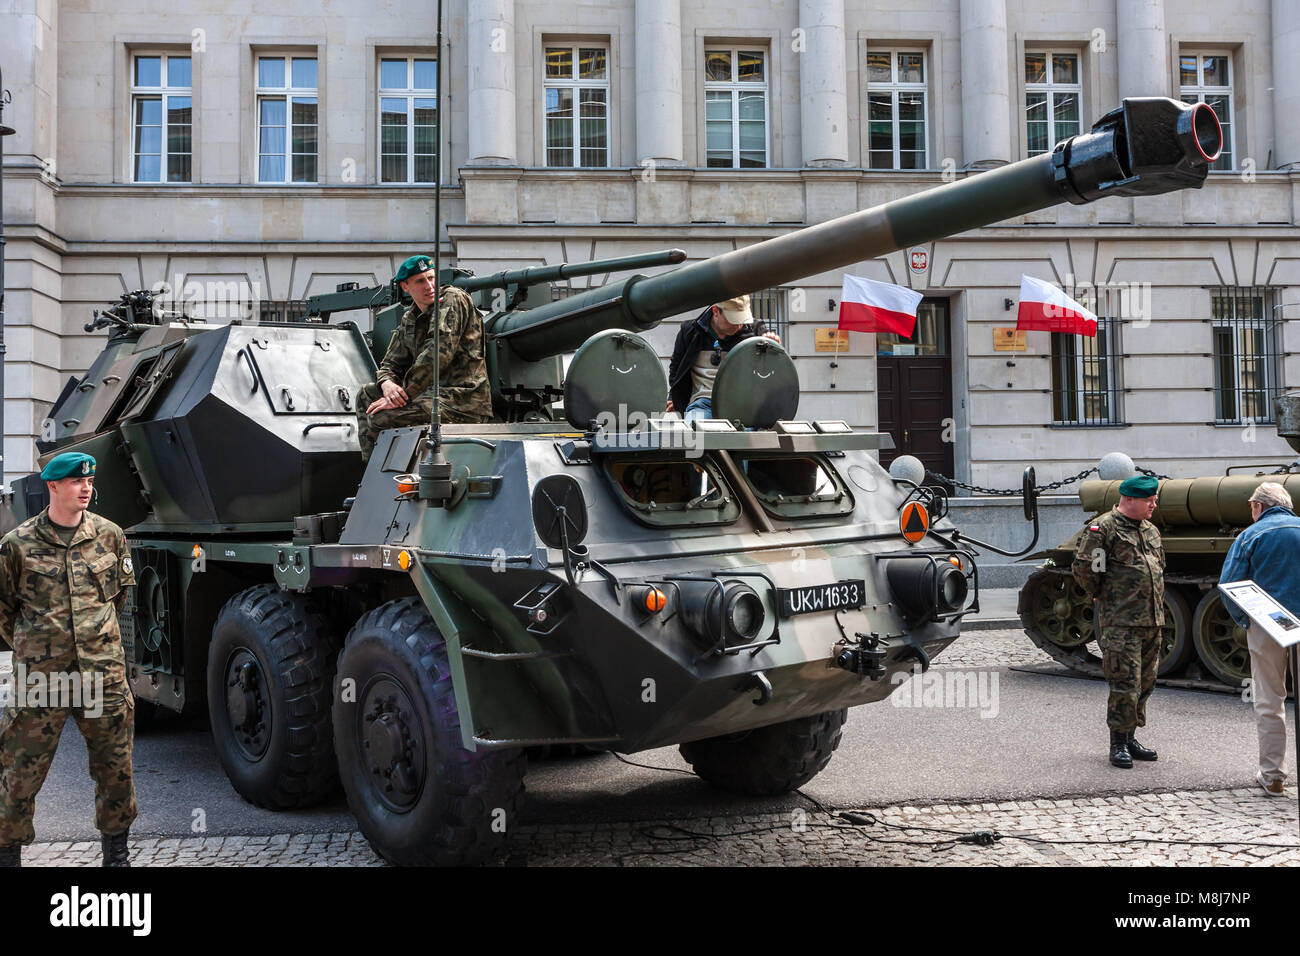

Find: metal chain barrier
922;466;1098;497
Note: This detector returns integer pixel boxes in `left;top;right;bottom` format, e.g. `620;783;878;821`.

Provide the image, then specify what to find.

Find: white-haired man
1220;481;1300;796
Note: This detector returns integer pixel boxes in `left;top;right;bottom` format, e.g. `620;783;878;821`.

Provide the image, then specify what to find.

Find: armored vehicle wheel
1192;590;1251;686
207;585;340;809
333;598;526;866
1156;588;1195;677
679;709;847;796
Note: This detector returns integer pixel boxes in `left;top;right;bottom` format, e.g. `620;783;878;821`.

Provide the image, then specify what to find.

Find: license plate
778;579;866;618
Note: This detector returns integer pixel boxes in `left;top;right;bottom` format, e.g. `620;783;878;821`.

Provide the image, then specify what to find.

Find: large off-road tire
207;584;340;809
333;598;526;866
679;709;848;796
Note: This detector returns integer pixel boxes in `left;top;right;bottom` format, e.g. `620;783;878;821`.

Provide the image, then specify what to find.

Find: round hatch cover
711;337;799;428
564;330;668;430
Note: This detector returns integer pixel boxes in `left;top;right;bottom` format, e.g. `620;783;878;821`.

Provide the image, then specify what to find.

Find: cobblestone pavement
13;638;1297;867
933;628;1053;669
17;786;1299;866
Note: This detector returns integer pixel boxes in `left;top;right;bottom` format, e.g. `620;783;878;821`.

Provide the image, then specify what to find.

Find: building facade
1;0;1298;491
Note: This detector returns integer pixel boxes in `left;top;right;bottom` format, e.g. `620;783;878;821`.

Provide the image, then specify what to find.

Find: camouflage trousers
1100;626;1161;732
0;691;136;845
356;382;487;463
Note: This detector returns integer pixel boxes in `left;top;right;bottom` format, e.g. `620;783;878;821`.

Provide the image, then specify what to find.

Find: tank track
1018;566;1243;693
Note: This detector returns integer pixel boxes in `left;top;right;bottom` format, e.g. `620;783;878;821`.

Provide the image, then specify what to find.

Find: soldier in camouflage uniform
356;254;492;462
0;452;137;867
1072;474;1165;769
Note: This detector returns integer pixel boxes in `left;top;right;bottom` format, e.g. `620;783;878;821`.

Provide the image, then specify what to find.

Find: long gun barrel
457;249;687;294
491;97;1222;361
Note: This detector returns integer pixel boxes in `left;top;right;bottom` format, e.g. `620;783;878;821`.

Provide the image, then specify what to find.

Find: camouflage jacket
1071;506;1165;627
376;285;492;423
0;509;136;687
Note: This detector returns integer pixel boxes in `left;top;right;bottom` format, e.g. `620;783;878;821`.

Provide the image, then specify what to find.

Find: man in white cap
665;295;780;423
1220;481;1300;796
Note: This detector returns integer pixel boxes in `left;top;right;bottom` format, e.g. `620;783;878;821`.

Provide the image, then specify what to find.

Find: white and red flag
1015;275;1098;336
838;275;923;337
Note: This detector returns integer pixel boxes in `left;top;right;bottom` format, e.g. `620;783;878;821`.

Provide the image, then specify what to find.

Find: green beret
1118;474;1159;498
40;452;96;481
394;255;435;283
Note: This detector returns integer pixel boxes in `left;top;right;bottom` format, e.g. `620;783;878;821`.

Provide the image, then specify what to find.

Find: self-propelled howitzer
12;97;1221;866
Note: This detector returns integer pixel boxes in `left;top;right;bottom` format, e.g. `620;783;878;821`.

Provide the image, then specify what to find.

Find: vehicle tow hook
747;670;773;706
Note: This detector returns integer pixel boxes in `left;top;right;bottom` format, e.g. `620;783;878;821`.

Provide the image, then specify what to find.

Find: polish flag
1015;275;1098;336
838;275;923;337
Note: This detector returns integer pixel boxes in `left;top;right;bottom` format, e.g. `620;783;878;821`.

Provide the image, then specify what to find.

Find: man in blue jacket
1220;481;1300;796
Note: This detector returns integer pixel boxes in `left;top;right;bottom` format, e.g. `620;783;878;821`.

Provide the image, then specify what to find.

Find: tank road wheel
1192;590;1251;686
207;585;340;809
679;710;847;796
333;598;526;866
1019;569;1102;675
1156;588;1195;677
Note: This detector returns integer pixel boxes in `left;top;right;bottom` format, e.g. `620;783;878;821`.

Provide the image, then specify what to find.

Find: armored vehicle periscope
1020;392;1300;691
10;98;1221;864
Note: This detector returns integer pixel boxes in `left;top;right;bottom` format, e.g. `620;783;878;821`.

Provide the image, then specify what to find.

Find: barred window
1051;305;1121;425
866;50;928;169
1212;288;1282;423
544;44;610;168
1025;51;1080;158
259;299;310;323
749;287;789;343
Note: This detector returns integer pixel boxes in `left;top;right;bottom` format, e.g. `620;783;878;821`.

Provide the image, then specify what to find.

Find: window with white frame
379;56;438;184
866;50;928;169
1180;53;1234;171
132;54;192;182
544;45;609;167
1024;51;1081;157
704;48;768;168
256;56;318;183
1212;288;1281;423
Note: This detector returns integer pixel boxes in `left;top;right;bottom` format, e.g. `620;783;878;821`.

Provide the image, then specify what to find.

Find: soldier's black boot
0;844;19;867
1109;730;1133;768
102;830;130;867
1127;733;1158;761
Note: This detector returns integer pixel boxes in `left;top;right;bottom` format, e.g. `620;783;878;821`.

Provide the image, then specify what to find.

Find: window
379;56;438;183
704;48;768;168
544;45;609;167
866;50;927;169
749;286;789;343
1180;53;1233;171
1051;308;1121;425
258;299;310;323
132;54;192;182
256;56;318;183
1025;51;1081;157
1212;288;1282;423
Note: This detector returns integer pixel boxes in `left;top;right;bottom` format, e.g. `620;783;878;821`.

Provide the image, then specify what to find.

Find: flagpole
830;328;841;390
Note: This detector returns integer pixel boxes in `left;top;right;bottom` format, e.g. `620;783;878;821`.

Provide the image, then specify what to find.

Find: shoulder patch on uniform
122;556;133;574
1090;526;1100;532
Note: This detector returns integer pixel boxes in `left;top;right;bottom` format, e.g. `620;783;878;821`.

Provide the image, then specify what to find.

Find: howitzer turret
12;96;1222;866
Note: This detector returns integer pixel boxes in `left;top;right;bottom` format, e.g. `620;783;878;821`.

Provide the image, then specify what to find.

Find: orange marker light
395;473;418;495
398;550;412;571
640;587;667;613
948;556;962;568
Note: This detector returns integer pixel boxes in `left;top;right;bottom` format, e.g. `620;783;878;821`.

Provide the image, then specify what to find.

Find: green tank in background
1019;391;1300;690
10;97;1221;865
